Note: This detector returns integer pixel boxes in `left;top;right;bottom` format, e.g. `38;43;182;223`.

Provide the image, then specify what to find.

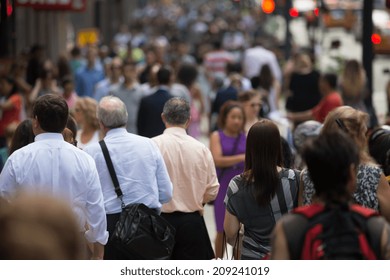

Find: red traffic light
289;8;299;17
372;34;382;45
262;0;275;14
7;0;13;16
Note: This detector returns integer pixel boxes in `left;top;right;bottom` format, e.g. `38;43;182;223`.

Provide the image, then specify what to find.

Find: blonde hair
322;106;371;163
340;59;366;101
75;97;100;130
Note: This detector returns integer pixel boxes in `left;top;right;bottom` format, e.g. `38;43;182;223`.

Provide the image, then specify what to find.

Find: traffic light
6;0;13;17
262;0;275;14
1;0;13;21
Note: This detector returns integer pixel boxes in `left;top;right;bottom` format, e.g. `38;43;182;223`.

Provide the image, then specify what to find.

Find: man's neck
165;123;186;129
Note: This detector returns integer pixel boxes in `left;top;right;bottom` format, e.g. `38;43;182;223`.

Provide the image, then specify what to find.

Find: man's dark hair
162;97;190;126
322;73;338;90
302;131;360;202
32;94;69;133
157;67;172;85
61;75;74;88
176;64;198;88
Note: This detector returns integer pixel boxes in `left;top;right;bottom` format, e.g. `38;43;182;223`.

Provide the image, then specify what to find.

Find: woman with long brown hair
224;119;300;259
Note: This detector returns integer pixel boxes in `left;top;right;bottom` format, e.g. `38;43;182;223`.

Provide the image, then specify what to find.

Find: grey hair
97;96;128;128
162;97;190;125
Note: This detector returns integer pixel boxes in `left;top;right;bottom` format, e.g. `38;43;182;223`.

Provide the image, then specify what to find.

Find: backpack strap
284;204;327;259
350;204;383;259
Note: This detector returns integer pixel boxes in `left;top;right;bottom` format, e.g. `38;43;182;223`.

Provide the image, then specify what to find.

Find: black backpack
283;203;383;260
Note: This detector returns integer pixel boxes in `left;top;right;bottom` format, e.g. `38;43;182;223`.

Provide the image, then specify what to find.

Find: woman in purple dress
210;101;246;258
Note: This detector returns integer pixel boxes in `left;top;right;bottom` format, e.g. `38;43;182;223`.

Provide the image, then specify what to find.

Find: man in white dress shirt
0;94;108;260
84;96;173;259
242;41;282;82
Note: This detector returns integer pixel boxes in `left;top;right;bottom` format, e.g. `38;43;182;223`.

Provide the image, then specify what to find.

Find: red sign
15;0;87;12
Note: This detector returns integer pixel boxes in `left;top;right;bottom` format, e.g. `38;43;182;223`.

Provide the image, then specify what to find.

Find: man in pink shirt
153;97;220;259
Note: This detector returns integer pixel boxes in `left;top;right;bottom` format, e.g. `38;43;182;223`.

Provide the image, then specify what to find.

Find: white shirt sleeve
0;158;17;199
84;160;109;245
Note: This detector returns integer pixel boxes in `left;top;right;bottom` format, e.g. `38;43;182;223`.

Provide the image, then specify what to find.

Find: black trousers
161;212;215;260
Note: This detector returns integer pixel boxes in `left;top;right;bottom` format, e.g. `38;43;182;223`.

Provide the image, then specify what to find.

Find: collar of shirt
35;132;64;142
157;85;170;92
163;127;187;136
105;127;128;139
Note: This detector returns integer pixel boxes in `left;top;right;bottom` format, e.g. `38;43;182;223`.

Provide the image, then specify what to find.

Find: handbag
99;140;175;260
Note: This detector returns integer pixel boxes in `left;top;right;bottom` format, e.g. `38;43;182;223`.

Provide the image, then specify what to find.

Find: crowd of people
0;1;390;260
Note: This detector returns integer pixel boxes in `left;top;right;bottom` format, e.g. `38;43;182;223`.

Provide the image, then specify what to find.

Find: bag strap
99;140;125;208
223;228;241;260
270;169;289;222
292;170;301;208
275;182;288;215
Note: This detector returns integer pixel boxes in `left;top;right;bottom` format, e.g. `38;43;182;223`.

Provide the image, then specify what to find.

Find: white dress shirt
243;46;282;82
84;128;173;214
0;133;108;245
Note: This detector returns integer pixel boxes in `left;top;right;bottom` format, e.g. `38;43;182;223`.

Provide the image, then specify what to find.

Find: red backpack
283;203;383;260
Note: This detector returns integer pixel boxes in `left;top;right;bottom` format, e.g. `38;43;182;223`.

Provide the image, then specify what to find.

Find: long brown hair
243;119;282;205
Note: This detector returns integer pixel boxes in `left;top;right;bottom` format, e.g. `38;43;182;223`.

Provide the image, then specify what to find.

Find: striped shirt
204;50;234;79
224;168;299;259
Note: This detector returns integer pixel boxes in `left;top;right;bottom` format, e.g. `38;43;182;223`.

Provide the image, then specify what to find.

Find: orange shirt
0;94;23;136
312;92;343;123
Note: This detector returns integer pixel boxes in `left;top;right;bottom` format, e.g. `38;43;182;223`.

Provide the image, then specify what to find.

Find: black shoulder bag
99;140;175;260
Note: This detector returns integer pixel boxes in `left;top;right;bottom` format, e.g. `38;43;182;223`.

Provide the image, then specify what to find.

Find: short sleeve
224;175;241;216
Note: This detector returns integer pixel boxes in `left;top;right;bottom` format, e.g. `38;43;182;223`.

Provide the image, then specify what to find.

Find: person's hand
286;112;294;121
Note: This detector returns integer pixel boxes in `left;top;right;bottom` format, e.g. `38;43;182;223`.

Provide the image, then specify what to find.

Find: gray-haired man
153;97;219;259
84;96;172;259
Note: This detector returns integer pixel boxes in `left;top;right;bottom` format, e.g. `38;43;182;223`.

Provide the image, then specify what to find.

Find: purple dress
214;130;246;233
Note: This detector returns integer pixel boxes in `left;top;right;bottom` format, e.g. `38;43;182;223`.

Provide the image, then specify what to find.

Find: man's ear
32;117;40;136
99;121;109;136
32;117;39;129
161;113;166;124
184;116;191;129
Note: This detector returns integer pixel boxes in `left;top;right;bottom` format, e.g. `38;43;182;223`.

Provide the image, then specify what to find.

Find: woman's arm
209;131;245;168
29;79;41;103
223;210;240;246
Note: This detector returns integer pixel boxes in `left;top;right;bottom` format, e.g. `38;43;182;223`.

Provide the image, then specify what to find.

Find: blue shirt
75;63;105;97
0;133;108;244
84;128;173;214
